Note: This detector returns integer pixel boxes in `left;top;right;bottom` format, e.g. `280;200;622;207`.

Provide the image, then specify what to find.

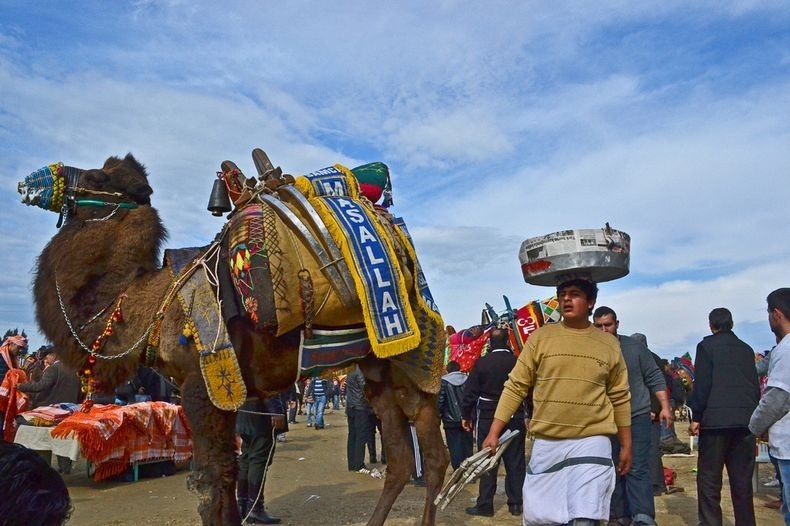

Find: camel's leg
181;372;240;526
364;377;415;526
410;391;449;526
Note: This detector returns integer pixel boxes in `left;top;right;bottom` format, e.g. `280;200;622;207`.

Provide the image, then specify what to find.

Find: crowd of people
440;282;790;526
3;285;790;526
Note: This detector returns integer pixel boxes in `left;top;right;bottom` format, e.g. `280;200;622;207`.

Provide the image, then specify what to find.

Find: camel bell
207;179;231;216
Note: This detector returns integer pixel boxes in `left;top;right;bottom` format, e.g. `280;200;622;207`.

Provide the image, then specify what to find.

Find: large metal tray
519;226;630;286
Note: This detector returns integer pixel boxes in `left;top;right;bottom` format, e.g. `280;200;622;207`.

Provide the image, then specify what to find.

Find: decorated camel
17;151;449;526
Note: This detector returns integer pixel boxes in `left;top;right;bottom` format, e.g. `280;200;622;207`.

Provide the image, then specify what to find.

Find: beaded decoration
78;294;126;411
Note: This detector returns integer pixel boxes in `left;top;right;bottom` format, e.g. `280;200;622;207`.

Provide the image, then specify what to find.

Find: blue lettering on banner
305;166;353;197
324;197;411;339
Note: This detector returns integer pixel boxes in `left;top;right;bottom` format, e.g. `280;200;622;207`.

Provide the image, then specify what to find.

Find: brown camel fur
24;154;449;526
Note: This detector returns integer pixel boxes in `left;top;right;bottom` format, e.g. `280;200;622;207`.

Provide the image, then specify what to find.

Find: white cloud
1;2;788;364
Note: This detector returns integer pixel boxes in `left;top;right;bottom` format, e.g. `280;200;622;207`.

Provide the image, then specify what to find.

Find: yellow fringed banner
294;164;420;358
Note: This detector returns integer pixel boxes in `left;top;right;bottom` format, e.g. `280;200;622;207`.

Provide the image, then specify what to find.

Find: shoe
412;476;426;487
764;478;781;487
764;499;783;509
306;423;313;427
665;486;685;494
314;425;324;429
247;507;281;524
508;504;523;515
465;506;494;517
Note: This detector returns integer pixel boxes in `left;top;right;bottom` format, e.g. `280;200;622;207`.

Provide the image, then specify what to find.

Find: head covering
1;335;28;370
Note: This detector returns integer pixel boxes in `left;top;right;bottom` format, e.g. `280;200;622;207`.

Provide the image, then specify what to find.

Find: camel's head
18;154;153;222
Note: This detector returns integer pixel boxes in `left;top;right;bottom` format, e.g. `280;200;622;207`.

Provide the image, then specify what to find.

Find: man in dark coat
461;327;526;517
17;348;80;409
688;307;760;526
17;347;81;473
236;395;285;524
438;360;474;470
345;365;374;472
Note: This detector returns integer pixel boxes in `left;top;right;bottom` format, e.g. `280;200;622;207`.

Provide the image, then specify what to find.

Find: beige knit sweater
495;321;631;439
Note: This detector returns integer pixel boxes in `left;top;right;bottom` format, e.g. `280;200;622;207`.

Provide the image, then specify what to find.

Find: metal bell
207;179;231;216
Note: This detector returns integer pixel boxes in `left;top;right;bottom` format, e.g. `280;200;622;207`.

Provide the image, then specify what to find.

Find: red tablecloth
52;401;192;481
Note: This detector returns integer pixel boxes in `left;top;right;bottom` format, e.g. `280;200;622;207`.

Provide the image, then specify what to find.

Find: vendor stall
21;401;193;481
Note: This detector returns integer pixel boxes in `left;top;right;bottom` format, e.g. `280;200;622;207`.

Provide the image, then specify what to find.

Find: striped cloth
52;401;192;481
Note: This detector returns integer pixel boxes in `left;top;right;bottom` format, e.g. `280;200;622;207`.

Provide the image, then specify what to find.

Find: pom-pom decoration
351;162;390;204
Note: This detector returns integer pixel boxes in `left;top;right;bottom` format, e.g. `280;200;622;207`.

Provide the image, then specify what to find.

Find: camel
17;152;449;526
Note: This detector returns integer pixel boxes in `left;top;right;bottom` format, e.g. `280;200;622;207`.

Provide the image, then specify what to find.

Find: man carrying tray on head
481;276;632;526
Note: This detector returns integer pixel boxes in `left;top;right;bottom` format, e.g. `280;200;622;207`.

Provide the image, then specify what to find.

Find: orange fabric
52;401;192;481
0;368;29;441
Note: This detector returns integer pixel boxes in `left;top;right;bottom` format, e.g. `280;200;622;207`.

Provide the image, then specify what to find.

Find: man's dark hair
0;442;72;525
556;278;599;314
488;328;511;350
708;307;734;331
592;306;617;320
446;360;461;373
767;288;790;319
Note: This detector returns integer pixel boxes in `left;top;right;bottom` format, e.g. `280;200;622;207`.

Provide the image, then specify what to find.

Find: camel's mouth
19;162;67;212
19;162;83;213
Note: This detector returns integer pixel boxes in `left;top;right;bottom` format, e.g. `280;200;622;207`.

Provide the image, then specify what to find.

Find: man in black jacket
438;360;474;470
461;327;526;517
688;307;759;526
345;365;374;472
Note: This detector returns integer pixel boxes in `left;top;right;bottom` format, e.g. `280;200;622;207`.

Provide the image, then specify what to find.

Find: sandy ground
57;409;784;525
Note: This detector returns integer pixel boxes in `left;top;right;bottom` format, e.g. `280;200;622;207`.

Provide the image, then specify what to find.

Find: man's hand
688;422;700;436
272;415;286;430
461;418;474;433
481;431;500;454
617;445;632;476
659;406;674;429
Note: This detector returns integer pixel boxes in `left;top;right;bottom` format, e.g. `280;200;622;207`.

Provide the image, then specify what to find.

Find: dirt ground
58;410;784;525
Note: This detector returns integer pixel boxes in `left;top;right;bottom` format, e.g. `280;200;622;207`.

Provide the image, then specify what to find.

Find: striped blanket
51;401;192;481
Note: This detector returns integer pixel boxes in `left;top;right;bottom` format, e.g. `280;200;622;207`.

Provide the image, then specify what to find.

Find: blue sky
1;2;788;361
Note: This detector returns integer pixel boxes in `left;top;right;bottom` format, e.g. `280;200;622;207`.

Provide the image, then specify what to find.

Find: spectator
0;334;26;384
287;382;299;424
236;395;284;524
17;347;80;409
332;376;341;410
306;375;329;429
303;378;315;427
438;360;474;470
461;327;526;517
114;365;173;404
592;308;671;526
0;442;72;526
17;347;81;474
345;365;374;472
688;307;759;526
750;288;790;524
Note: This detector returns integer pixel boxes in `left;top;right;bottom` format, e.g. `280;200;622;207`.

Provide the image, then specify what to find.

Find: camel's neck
35;206;167;338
